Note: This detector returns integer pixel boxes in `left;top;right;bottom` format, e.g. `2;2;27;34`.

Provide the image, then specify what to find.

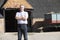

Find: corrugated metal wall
27;0;60;18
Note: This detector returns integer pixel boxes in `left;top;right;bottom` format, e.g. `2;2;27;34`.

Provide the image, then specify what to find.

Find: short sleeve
16;12;20;17
26;12;28;18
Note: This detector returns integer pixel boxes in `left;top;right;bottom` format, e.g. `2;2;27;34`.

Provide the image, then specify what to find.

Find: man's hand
22;16;27;20
15;16;23;20
15;16;27;20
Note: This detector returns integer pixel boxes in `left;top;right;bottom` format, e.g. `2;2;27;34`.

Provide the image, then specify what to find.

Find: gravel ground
0;32;60;40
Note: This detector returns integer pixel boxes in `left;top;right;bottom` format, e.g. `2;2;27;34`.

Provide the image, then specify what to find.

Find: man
15;5;28;40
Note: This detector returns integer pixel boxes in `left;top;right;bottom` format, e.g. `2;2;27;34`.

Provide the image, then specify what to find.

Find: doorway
5;8;32;32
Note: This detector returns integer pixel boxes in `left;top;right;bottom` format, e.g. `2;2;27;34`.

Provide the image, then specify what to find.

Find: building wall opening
5;8;32;32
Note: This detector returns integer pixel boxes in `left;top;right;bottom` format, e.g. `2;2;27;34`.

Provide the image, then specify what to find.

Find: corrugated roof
3;0;33;9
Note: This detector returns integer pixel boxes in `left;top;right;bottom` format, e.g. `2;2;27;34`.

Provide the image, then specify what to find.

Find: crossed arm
15;16;28;20
15;12;28;20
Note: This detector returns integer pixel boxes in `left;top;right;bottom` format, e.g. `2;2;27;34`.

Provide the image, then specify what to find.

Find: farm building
0;0;60;32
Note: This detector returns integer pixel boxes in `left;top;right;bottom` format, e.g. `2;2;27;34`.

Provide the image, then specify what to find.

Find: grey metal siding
27;0;60;18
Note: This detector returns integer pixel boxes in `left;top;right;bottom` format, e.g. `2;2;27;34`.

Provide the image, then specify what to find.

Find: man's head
20;5;25;12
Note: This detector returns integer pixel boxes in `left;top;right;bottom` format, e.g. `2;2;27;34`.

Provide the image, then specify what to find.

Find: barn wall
27;0;60;18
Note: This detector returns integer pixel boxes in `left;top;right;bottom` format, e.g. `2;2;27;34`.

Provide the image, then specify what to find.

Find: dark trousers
18;24;28;40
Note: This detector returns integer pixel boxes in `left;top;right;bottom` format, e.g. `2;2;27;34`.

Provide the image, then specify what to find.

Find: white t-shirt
16;11;28;24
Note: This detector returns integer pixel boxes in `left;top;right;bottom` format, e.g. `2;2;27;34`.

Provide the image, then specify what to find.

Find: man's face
20;5;25;11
